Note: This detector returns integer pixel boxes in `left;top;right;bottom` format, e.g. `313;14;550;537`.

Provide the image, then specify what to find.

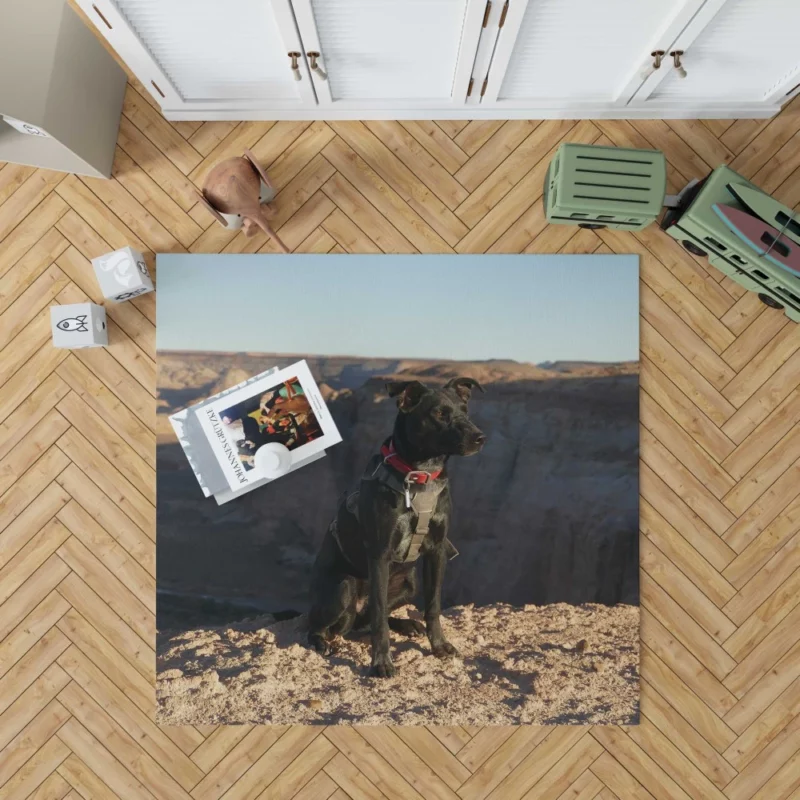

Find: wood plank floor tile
0;163;36;207
0;666;70;760
57;751;118;800
0;229;69;316
57;682;192;800
0;697;71;789
401;121;469;175
0;732;71;800
639;680;737;790
55;462;154;575
57;646;203;790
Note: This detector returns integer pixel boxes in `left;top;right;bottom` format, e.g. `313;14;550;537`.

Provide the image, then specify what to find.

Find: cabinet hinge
482;1;492;27
480;77;488;97
499;0;509;27
467;78;474;97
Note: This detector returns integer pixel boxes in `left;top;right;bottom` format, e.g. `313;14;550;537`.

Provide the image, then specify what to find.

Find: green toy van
660;165;800;323
544;143;667;231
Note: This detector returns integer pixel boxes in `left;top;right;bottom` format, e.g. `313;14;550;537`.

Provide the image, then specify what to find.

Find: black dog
308;377;486;677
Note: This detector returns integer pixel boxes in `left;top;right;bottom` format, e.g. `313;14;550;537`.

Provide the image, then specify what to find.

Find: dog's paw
431;640;460;659
389;618;426;638
369;653;396;678
308;633;335;656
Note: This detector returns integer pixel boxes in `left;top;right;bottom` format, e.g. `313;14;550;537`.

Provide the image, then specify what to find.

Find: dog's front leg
423;544;459;659
368;555;395;678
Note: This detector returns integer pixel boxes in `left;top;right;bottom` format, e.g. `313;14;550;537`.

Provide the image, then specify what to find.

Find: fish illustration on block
56;315;89;332
91;246;154;302
712;204;800;277
98;249;135;286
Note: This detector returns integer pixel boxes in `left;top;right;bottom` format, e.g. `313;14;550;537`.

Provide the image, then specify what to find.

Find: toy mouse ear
243;149;274;192
444;377;485;402
196;190;228;227
386;380;427;413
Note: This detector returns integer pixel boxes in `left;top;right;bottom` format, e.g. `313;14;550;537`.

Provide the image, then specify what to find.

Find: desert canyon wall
157;353;639;626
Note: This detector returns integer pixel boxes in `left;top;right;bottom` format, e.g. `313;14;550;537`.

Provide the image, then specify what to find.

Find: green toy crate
661;165;800;323
544;143;667;231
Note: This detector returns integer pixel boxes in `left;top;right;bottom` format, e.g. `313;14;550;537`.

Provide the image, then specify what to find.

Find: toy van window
570;213;588;218
761;233;790;258
598;215;613;220
627;218;639;223
731;255;746;264
778;287;800;305
776;212;800;238
705;236;727;251
753;269;769;280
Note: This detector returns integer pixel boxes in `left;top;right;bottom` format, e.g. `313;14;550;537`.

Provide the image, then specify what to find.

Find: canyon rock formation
157;353;639;627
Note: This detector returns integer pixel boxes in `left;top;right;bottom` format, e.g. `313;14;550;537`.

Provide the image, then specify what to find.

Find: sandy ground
156;603;639;726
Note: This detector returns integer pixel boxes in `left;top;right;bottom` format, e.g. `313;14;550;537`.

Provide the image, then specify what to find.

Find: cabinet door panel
292;0;485;107
76;0;315;110
483;0;703;107
642;0;800;105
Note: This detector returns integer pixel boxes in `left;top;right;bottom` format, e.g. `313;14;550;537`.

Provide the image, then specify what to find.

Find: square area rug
156;254;640;726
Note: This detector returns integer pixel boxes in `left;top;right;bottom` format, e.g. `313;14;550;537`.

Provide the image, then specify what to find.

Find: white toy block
91;246;154;302
51;303;107;349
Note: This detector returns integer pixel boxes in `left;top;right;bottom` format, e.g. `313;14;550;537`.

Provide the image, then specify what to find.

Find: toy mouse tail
253;213;290;254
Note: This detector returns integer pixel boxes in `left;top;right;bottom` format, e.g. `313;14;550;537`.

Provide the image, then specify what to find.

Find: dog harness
331;439;456;564
366;440;447;562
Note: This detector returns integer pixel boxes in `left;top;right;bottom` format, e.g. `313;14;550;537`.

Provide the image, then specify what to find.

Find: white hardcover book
169;361;341;499
196;360;342;493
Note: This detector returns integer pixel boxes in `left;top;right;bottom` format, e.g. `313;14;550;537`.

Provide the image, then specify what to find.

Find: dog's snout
473;432;487;446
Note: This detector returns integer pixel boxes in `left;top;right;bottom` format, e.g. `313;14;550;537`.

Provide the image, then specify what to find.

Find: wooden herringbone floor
2;72;800;798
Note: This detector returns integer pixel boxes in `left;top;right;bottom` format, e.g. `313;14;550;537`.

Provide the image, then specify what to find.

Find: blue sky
156;254;639;363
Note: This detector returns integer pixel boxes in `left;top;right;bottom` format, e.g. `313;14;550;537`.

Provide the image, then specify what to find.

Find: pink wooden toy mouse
196;149;289;253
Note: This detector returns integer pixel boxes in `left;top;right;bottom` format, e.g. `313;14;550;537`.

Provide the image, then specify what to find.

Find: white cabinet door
631;0;800;111
480;0;707;110
290;0;486;108
75;0;316;114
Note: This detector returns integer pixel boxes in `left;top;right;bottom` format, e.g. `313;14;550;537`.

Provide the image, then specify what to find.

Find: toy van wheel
682;240;707;257
578;223;606;229
758;293;784;310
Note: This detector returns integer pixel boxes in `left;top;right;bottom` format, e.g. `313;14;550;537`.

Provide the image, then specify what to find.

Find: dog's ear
444;377;485;402
385;380;427;413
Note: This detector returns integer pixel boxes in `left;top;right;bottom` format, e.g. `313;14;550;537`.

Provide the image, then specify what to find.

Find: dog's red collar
380;440;442;484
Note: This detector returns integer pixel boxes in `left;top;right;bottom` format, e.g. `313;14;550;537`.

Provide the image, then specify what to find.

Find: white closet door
290;0;486;108
482;0;705;108
75;0;316;112
637;0;800;106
